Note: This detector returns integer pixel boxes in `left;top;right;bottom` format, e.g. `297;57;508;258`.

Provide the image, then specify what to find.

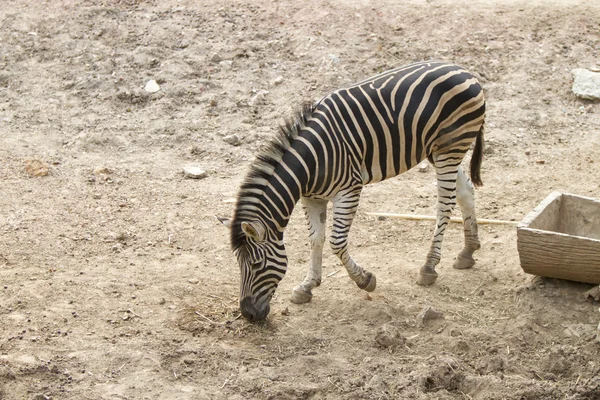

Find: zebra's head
220;217;287;321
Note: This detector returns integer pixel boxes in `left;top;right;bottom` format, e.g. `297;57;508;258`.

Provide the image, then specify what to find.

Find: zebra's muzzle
240;296;271;321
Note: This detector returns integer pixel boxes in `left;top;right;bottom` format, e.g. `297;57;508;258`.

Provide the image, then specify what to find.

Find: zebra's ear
241;221;266;242
217;216;232;229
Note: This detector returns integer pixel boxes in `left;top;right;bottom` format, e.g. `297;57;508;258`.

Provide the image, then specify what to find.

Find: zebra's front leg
330;187;376;293
291;197;328;304
417;163;459;286
453;167;481;270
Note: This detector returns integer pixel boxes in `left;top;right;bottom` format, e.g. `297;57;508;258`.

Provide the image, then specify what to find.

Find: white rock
144;79;161;93
248;90;269;106
571;69;600;101
182;166;207;179
417;161;430;173
272;75;284;85
223;134;240;146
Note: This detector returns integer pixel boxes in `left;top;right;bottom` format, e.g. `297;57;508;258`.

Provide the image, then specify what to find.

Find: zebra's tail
470;123;484;187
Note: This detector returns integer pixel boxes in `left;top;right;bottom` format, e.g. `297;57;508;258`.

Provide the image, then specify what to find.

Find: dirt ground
1;0;600;399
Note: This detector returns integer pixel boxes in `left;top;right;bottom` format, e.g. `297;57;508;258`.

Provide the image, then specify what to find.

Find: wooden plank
366;212;517;226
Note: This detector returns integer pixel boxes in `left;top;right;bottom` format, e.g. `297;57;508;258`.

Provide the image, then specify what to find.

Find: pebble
525;149;531;155
535;159;546;165
144;80;161;93
182;166;207;179
188;278;199;284
417;161;430;173
223;134;241;146
272;75;284;85
210;53;222;63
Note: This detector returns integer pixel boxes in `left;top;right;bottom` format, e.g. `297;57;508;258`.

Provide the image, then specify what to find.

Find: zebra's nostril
240;297;270;321
240;297;257;321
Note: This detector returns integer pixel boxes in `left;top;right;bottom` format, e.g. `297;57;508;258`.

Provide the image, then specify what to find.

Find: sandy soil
1;0;600;399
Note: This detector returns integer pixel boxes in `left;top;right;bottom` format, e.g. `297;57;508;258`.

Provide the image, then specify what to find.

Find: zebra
221;61;486;321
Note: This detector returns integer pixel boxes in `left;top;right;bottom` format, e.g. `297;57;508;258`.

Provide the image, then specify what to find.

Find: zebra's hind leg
417;158;460;286
291;197;328;304
330;187;377;293
453;167;480;270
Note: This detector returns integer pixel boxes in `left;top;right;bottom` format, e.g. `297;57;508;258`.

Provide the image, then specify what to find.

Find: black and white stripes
224;61;486;321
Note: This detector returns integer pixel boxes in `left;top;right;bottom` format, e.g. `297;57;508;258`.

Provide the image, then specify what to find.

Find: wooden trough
517;192;600;284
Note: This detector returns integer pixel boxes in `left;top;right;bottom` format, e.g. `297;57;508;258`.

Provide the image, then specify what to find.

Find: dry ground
1;0;600;399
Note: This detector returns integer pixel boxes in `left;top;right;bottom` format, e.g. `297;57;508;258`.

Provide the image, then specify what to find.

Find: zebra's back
310;61;485;186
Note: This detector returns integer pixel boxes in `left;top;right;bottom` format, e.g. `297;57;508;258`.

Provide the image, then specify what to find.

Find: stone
248;90;269;106
571;68;600;101
25;159;49;177
188;278;199;284
484;145;495;155
182;166;207;179
144;79;160;93
223;134;240;146
272;75;284;85
210;53;222;63
417;161;430;173
374;323;405;349
416;306;444;326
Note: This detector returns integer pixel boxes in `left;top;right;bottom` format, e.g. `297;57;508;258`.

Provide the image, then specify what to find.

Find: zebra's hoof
417;267;438;286
357;272;376;292
453;252;475;270
290;287;313;304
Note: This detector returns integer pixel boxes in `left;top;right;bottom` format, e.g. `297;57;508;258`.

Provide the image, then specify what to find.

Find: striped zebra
221;61;486;321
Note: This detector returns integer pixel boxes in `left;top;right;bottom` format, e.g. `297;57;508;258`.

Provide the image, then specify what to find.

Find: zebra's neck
232;104;317;241
234;153;304;234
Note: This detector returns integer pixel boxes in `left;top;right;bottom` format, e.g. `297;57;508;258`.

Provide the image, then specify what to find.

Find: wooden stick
365;212;518;226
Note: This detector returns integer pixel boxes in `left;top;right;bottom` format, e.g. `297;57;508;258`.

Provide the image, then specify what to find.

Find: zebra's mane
230;102;317;251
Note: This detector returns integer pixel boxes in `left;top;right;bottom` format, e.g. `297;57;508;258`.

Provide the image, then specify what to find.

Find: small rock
535;159;546;165
158;298;166;305
182;166;207;179
272;75;284;85
94;167;112;175
417;161;430;173
416;306;444;326
248;90;269;106
144;79;160;93
571;68;600;101
281;307;290;316
525;149;531;155
25;159;49;177
188;278;199;284
374;323;405;349
584;286;600;301
176;38;190;49
210;53;222;63
484;145;495;155
223;134;241;146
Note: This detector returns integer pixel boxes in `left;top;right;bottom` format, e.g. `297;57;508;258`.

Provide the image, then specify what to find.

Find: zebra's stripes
225;61;486;321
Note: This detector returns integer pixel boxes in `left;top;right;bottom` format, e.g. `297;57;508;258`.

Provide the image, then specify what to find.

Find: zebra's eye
250;261;262;271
